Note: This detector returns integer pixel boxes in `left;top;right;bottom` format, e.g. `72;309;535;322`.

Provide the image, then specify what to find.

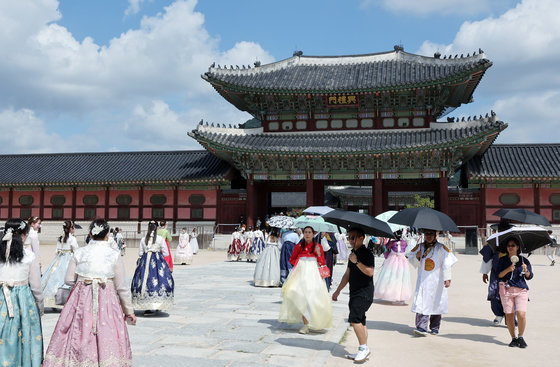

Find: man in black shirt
332;228;375;362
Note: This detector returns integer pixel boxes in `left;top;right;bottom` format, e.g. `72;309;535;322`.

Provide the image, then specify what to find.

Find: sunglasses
506;244;518;248
424;232;436;236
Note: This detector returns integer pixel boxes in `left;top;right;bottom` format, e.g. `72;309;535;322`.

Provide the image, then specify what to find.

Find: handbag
55;285;72;305
318;265;331;279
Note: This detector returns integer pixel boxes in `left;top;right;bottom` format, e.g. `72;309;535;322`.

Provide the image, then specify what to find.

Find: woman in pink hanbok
43;219;136;367
374;231;411;303
175;227;193;265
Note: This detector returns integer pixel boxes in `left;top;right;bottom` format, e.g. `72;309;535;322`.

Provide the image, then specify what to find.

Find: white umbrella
375;210;406;233
267;215;295;229
303;206;334;216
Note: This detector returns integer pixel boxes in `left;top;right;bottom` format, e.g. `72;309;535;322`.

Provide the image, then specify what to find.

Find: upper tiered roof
203;47;492;115
0;150;231;187
205;48;490;92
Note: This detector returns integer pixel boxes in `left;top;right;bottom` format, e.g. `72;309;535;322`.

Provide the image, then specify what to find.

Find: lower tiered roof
468;144;560;182
0;150;231;187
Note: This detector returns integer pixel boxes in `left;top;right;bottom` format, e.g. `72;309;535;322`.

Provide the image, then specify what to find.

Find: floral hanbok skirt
278;257;332;330
41;251;73;308
43;281;132;367
374;251;412;302
131;251;174;311
0;285;43;367
248;237;265;261
227;239;242;261
175;241;193;265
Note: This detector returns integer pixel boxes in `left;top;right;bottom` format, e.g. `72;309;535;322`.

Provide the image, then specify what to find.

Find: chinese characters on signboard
327;95;358;106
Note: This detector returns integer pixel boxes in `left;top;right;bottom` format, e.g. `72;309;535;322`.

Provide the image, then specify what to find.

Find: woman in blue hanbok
41;220;79;308
0;218;44;367
131;220;174;313
249;228;265;261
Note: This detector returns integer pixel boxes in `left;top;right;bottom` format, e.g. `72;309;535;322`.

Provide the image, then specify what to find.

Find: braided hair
145;220;158;246
58;220;74;244
1;219;29;263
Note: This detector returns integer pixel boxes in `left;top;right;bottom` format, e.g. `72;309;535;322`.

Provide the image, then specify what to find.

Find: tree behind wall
406;195;434;208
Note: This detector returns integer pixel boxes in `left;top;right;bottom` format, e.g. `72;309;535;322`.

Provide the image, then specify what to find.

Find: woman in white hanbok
335;232;349;263
253;230;281;287
41;220;79;308
175;228;193;265
190;228;199;254
24;216;41;259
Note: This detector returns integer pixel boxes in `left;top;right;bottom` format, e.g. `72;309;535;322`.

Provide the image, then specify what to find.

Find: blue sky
1;0;558;154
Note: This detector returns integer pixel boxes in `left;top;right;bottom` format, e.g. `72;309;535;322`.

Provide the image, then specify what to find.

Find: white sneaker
354;346;370;363
298;325;309;334
345;353;357;360
493;316;503;326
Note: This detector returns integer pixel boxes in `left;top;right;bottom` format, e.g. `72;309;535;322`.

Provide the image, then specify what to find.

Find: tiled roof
203;49;491;92
468;144;560;179
0;150;231;186
190;117;506;155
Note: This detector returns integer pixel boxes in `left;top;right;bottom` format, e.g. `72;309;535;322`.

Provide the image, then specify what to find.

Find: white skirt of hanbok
175;241;193;264
190;237;199;254
41;250;74;308
374;251;412;302
278;257;332;330
253;242;281;287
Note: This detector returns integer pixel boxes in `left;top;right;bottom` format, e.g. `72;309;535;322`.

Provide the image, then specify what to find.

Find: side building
0;150;235;243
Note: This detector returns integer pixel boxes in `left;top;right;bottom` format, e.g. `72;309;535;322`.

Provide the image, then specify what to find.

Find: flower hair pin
91;223;105;236
18;221;26;231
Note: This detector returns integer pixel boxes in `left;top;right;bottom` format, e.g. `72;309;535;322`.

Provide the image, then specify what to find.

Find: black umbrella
493;208;551;226
486;226;552;253
388;207;459;232
322;210;394;238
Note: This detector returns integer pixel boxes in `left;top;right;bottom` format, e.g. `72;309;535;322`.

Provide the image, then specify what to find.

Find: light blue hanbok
41;234;79;308
0;248;44;367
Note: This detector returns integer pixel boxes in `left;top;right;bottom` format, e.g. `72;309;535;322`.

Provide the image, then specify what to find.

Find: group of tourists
0;217;177;366
227;226;266;261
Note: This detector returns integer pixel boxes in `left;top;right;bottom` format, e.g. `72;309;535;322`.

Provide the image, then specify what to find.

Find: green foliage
287;208;303;217
406;194;434;208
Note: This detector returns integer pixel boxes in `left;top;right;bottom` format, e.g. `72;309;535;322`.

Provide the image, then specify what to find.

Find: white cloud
492;91;560;143
125;0;146;16
417;0;560;143
123;99;253;151
0;108;64;153
362;0;496;16
0;0;274;153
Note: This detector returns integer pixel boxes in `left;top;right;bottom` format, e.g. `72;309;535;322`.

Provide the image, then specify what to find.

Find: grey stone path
42;258;383;367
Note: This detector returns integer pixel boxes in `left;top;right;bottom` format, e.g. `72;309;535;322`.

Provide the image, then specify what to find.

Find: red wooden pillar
314;180;324;206
71;187;77;221
479;184;487;228
8;187;13;218
39;187;44;220
246;178;255;227
439;176;449;214
104;186;110;219
373;178;383;216
172;185;178;233
306;178;314;207
534;183;541;214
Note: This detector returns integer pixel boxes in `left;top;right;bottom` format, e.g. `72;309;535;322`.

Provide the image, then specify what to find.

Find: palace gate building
1;47;560;234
